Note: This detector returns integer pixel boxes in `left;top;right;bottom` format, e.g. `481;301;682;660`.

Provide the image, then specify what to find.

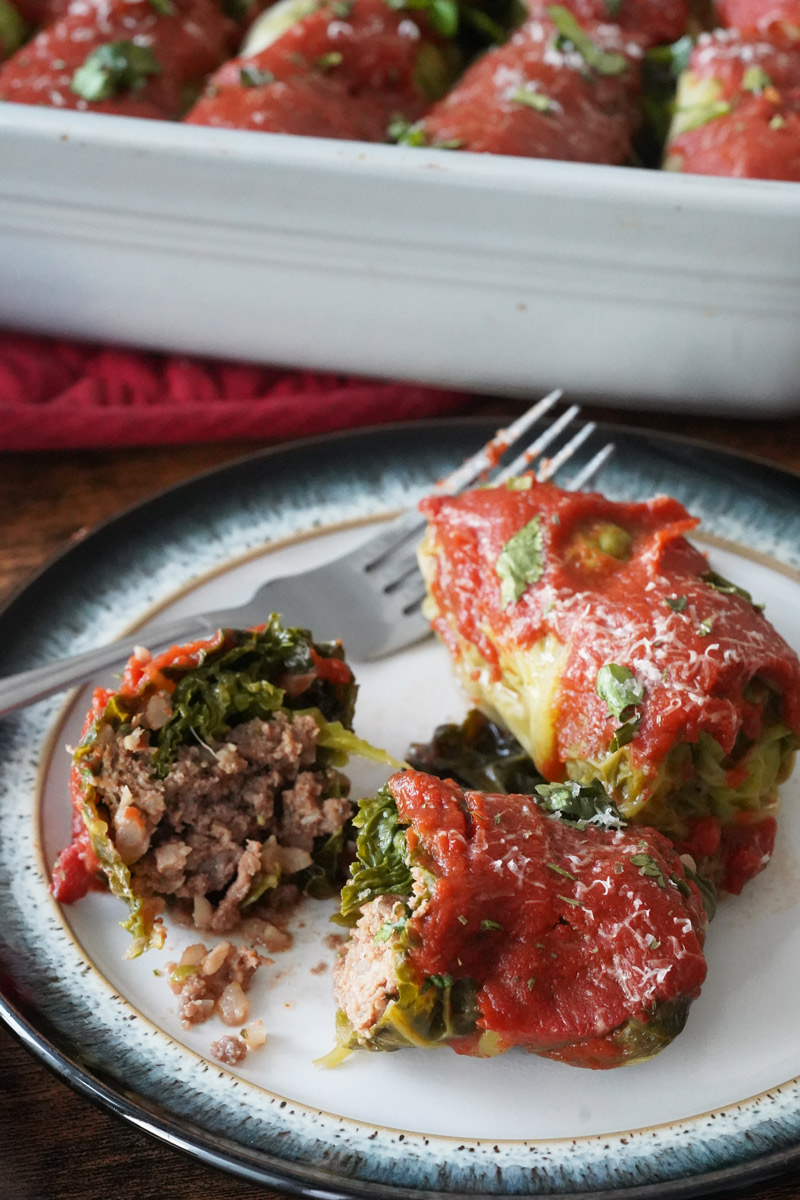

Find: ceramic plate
5;420;800;1198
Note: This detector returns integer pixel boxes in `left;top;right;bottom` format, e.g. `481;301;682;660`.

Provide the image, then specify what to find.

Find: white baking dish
1;103;799;413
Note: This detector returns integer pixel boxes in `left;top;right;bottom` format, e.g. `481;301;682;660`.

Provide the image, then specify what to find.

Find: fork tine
359;388;564;571
493;404;581;483
434;389;563;496
536;421;597;482
567;441;616;492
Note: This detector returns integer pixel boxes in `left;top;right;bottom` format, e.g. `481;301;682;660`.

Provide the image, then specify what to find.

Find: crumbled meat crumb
310;961;328;975
166;940;269;1028
324;933;347;950
237;916;294;953
210;1035;247;1065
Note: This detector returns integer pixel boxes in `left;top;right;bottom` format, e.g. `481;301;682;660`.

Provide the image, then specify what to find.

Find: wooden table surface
5;404;800;1200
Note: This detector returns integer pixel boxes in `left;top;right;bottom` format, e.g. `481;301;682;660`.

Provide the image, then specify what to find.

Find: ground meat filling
167;940;266;1027
332;896;402;1037
90;709;352;931
210;1035;248;1065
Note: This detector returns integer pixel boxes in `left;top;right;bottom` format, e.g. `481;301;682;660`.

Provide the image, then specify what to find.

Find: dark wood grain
3;409;800;1200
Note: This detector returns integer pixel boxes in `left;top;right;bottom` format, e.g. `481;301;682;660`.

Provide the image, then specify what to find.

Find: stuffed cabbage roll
418;478;800;892
52;617;388;955
333;769;709;1068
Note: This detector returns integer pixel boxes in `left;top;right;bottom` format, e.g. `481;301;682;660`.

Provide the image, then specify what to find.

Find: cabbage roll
333;769;709;1068
418;478;800;892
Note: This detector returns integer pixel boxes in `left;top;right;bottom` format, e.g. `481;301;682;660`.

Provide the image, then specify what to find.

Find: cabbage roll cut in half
332;770;709;1068
52;618;388;956
418;479;800;894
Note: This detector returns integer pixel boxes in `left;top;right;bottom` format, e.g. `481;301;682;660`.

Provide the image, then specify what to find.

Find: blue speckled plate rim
4;417;800;1200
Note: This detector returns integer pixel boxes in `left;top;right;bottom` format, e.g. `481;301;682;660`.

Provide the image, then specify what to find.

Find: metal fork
0;394;613;716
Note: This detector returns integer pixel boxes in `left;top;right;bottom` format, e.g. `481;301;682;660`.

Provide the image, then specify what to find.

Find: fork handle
0;613;219;718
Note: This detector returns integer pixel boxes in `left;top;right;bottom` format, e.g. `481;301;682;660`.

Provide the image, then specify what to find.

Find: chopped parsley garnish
703;569;763;609
596;663;644;721
387;115;428;145
648;938;661;950
547;4;628;75
663;594;687;613
239;65;275;87
71;41;161;101
698;616;714;637
332;0;353;13
630;852;666;888
317;50;343;69
512;86;554;112
481;918;504;932
596;663;644;750
596;663;642;718
148;0;173;11
373;915;407;943
494;811;503;825
496;516;545;608
770;114;787;130
527;976;536;990
558;894;581;908
547;862;576;880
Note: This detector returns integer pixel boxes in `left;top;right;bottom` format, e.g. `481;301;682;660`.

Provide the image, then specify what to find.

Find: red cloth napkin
0;332;473;451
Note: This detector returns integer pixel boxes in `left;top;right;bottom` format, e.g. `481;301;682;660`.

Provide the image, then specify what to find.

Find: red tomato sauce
51;691;107;903
716;0;800;30
421;15;643;161
118;631;227;694
0;0;232;117
390;770;707;1061
187;70;394;138
421;480;800;781
675;810;777;894
187;0;448;136
666;28;800;180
